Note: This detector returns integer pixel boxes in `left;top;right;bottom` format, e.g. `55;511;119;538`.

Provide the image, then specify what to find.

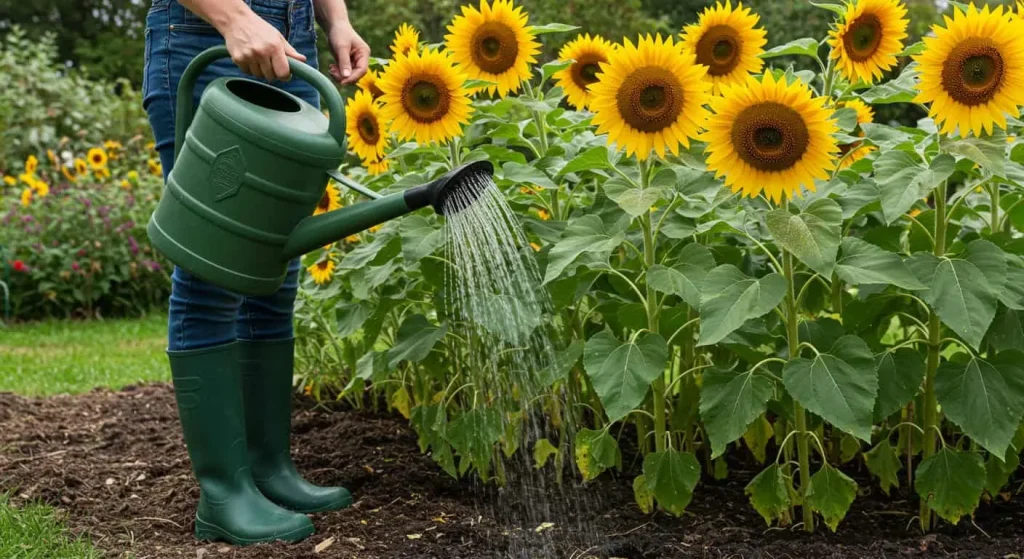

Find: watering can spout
282;160;494;259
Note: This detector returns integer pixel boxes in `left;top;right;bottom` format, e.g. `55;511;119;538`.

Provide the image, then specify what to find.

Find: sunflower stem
990;182;1001;234
448;137;462;169
783;243;815;533
639;157;666;454
920;181;947;532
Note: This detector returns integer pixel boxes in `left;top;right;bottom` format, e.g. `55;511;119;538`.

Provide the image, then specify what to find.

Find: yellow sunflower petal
829;0;909;85
680;0;768;95
346;89;389;161
379;48;473;145
444;0;541;97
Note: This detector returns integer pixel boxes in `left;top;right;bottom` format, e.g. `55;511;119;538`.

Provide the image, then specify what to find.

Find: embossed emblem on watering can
146;46;494;298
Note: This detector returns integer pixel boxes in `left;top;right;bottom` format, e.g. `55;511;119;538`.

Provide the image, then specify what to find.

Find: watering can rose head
146;46;495;298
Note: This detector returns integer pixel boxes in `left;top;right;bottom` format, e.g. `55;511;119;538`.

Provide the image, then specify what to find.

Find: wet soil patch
2;384;1022;558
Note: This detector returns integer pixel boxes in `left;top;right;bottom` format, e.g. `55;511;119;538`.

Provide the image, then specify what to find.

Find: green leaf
836;238;926;290
647;264;707;308
698;265;787;346
874;348;926;420
558;146;613;178
946;134;1007;177
875;152;955;224
810;0;846;15
859;66;919;104
806;465;858;531
501;161;557;189
543;215;624;283
603;176;668;218
335;302;370;338
643;450;701;516
387;315;448;368
633;475;654;514
700;369;774;458
766;198;842;276
745;465;792;526
1001;265;1024;310
924;254;999;350
447;408;503;476
863;441;902;495
538;340;583;387
936;351;1024;457
761;38;820;59
915;447;985;525
464;78;497;90
985;451;1019;496
964;240;1008;294
583;331;669;423
531;22;580;35
533;439;558;469
574;428;621;482
743;415;774;464
400;214;443;262
782;335;878;441
539;59;572;86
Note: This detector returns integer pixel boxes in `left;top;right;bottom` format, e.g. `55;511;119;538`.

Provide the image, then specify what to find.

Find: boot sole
194;515;314;545
293;492;354;514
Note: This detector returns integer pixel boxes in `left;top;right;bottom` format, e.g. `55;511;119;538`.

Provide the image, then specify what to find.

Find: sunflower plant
290;0;1024;536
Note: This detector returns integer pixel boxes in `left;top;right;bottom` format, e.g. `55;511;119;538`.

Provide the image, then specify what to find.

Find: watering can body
148;46;492;297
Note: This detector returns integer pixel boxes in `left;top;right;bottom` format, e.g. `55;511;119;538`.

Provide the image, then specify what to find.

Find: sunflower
379;48;473;144
61;167;77;183
25;155;38;174
20;188;32;207
346;90;389;161
358;69;385;100
47;150;58;166
74;158;88;176
3;176;15;186
87;148;108;170
364;155;391;176
552;33;615;110
445;0;541;97
32;180;49;197
914;4;1024;137
127;170;140;183
120;179;132;190
703;72;840;204
836;99;876;169
589;34;711;161
94;167;112;180
680;1;768;95
391;23;421;58
307;258;336;285
828;0;909;85
314;182;342;216
147;159;162;176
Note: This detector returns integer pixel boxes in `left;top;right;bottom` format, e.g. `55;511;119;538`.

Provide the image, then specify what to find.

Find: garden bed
1;383;1022;559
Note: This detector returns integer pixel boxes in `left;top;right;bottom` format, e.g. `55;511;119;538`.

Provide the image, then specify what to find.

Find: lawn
1;315;168;558
0;314;169;396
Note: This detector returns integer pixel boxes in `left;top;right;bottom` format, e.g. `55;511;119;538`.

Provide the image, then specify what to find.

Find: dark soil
2;384;1023;559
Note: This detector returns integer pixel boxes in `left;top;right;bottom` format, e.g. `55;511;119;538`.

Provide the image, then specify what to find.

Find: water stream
440;173;604;558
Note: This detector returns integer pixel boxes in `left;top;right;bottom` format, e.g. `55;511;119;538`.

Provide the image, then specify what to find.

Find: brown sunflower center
843;14;883;61
357;113;380;145
941;38;1004;106
316;260;330;271
696;25;743;76
570;53;607;90
616;66;684;133
470;21;519;74
402;78;451;123
368;82;384;99
318;192;331;210
731;102;810;172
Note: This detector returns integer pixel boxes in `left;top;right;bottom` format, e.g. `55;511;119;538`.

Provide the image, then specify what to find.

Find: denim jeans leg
237;257;302;341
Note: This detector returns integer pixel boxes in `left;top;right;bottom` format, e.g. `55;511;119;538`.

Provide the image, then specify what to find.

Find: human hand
325;21;370;84
222;10;306;81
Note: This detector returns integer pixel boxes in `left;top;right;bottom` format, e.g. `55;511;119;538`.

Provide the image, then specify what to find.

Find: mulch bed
1;383;1023;558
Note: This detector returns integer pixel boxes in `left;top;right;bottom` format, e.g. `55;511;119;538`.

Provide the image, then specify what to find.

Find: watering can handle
173;45;346;162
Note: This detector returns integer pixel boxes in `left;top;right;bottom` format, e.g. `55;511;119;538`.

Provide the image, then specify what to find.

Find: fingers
336;42;353;82
284;42;307;63
346;43;370;83
270;45;291;81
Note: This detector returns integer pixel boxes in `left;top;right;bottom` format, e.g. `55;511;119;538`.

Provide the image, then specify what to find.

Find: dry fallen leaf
314;536;335;553
534;522;555;533
406;533;422;540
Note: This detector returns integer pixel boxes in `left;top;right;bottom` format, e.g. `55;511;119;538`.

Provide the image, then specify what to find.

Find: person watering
141;0;369;545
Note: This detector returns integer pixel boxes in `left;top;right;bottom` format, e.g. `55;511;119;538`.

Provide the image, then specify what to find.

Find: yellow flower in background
307;258;336;285
445;0;541;97
391;23;421;58
357;69;385;100
703;72;840;204
529;242;541;251
74;158;88;176
61;167;77;183
369;224;383;233
147;159;162;176
379;48;474;145
680;1;768;95
104;140;122;151
47;150;58;166
32;180;49;197
146;141;156;152
536;209;550;220
836;99;876;169
20;188;32;207
552;33;615;110
365;156;391;176
18;172;33;185
25;155;38;174
94;167;111;180
120;179;132;190
589;34;711;161
127;170;140;182
914;3;1024;137
87;148;108;169
345;234;360;243
828;0;909;85
3;176;15;186
346;90;389;161
314;182;342;216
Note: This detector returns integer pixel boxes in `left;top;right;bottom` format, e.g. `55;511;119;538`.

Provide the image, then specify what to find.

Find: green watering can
147;45;492;296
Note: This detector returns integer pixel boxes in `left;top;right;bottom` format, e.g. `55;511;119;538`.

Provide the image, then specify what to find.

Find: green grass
0;314;169;396
0;494;103;559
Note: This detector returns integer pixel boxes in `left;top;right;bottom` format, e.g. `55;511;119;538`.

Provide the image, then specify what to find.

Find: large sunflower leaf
745;464;792;526
700;369;774;458
874;348;926;420
835;237;925;290
863;441;902;496
643;450;701;516
915;447;985;525
698;265;787;346
583;330;669;423
806;465;858;532
766;198;842;276
761;38;820;59
543;215;624;283
935;351;1024;457
875;152;956;224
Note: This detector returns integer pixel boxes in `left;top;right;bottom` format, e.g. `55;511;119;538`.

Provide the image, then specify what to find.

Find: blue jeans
143;0;320;351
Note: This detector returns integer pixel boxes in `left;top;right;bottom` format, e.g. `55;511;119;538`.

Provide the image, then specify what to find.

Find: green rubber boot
168;342;315;545
239;338;353;513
